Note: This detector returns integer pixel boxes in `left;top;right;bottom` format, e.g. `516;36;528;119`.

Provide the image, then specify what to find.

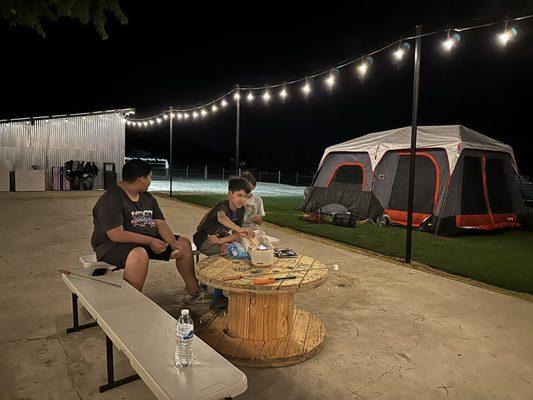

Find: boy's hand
150;238;168;254
208;235;222;245
237;228;255;239
251;215;263;223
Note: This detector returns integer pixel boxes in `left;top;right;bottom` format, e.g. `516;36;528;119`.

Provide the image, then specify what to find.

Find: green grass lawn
171;194;533;295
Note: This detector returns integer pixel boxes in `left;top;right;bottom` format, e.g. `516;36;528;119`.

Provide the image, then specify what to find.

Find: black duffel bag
332;213;357;228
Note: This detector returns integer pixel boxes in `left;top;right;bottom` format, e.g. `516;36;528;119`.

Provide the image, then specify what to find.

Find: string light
302;80;311;96
262;89;271;103
393;42;410;61
122;14;533;128
442;32;461;52
177;113;183;120
156;117;162;124
497;27;517;46
357;57;373;78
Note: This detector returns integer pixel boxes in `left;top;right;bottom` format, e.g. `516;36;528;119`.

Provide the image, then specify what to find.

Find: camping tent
301;125;525;235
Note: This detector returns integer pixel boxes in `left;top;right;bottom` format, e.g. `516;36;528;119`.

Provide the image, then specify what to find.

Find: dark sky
1;1;533;174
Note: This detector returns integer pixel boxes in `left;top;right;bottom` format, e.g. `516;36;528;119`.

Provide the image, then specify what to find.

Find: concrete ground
1;191;532;400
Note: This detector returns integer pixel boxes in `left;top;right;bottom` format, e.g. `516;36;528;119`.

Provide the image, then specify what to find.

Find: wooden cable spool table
196;255;328;368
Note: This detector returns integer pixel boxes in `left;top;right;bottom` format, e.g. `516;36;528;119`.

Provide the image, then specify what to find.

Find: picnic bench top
61;267;247;400
196;255;328;294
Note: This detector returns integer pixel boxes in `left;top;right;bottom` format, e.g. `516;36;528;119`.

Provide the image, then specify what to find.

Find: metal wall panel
0;113;125;189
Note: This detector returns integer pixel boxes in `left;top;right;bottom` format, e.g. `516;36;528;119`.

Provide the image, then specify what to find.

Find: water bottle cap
181;309;189;315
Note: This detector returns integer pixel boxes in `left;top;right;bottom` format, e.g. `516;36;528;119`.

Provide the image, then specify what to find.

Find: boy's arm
216;232;241;244
216;211;254;238
106;226;168;253
155;219;179;250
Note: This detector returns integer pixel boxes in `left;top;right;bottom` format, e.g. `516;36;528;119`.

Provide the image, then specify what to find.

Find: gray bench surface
62;267;247;400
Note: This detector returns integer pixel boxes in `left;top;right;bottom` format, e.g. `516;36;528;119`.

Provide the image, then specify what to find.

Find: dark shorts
98;235;180;269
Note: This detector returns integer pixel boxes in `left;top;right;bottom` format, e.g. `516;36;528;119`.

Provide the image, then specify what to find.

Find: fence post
186;166;189;179
222;168;225;180
204;165;208;180
278;170;281;184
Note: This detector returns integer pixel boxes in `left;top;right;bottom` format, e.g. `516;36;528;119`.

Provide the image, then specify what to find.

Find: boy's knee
128;247;149;264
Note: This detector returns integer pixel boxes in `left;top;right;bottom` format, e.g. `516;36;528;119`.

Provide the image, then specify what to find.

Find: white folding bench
62;266;247;399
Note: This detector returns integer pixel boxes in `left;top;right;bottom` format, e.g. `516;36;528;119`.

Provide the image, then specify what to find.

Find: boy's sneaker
183;288;211;305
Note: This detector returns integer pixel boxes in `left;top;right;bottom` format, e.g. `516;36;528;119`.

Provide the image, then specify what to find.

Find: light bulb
393;48;405;60
325;75;335;88
193;111;199;119
357;62;368;77
247;92;254;102
163;114;168;120
177;113;183;120
262;90;271;102
184;113;190;120
302;82;311;95
221;99;228;107
442;33;460;52
233;92;241;101
156;118;162;124
201;109;208;117
497;28;517;46
212;104;218;112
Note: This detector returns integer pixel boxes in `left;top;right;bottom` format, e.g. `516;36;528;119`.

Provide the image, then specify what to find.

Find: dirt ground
1;191;532;400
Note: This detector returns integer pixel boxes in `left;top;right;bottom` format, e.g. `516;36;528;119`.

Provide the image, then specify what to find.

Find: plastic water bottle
175;309;194;367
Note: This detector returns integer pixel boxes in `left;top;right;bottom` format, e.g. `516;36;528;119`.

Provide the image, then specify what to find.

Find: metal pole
235;86;241;175
278;170;281;184
222;167;225;180
405;25;422;264
169;107;173;198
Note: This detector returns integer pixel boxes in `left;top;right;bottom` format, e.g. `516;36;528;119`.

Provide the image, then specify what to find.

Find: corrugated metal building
0;109;133;190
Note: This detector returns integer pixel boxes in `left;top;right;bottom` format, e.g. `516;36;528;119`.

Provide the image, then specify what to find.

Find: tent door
385;152;439;227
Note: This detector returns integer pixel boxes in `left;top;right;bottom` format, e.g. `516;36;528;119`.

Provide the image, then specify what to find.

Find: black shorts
98;235;180;269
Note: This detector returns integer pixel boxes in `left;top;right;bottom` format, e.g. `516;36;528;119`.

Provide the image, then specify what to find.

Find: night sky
2;1;533;175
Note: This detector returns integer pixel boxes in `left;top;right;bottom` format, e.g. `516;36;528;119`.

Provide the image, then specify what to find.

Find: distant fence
150;165;314;187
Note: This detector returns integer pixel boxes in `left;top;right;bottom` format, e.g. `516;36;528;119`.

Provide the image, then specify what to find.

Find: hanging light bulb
126;120;131;125
193;111;199;119
302;80;311;96
149;120;154;125
183;113;190;120
201;109;208;117
442;32;461;52
262;89;271;103
280;86;288;99
212;104;218;112
177;113;183;120
221;99;228;107
156;118;162;124
357;57;373;78
393;42;410;61
163;114;169;120
325;69;338;89
497;27;517;46
233;92;241;101
247;91;255;102
143;121;148;126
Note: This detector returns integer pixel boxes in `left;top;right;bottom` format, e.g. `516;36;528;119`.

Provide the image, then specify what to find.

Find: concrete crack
56;336;83;400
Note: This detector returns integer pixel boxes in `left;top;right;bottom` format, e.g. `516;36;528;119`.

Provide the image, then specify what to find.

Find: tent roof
319;125;517;173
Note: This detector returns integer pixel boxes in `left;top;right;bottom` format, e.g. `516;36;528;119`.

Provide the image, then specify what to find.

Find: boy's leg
170;236;200;294
123;247;150;291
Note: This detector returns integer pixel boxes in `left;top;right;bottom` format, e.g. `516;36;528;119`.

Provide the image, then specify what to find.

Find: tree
0;0;127;39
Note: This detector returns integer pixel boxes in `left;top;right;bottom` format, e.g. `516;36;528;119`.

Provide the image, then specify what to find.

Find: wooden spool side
227;292;293;341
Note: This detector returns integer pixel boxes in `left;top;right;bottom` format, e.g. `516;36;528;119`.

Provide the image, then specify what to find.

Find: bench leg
66;293;98;334
99;335;140;393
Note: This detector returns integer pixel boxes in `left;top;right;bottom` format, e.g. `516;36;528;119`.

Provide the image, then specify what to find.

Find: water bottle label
179;323;194;340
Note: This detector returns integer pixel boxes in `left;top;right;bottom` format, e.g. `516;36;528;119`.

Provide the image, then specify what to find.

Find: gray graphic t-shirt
91;184;165;258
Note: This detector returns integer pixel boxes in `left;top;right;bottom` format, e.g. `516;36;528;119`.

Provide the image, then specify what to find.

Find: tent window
461;155;487;215
329;164;364;186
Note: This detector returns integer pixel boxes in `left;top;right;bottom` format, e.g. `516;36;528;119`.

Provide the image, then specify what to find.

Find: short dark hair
241;171;257;187
122;159;152;182
228;176;251;193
